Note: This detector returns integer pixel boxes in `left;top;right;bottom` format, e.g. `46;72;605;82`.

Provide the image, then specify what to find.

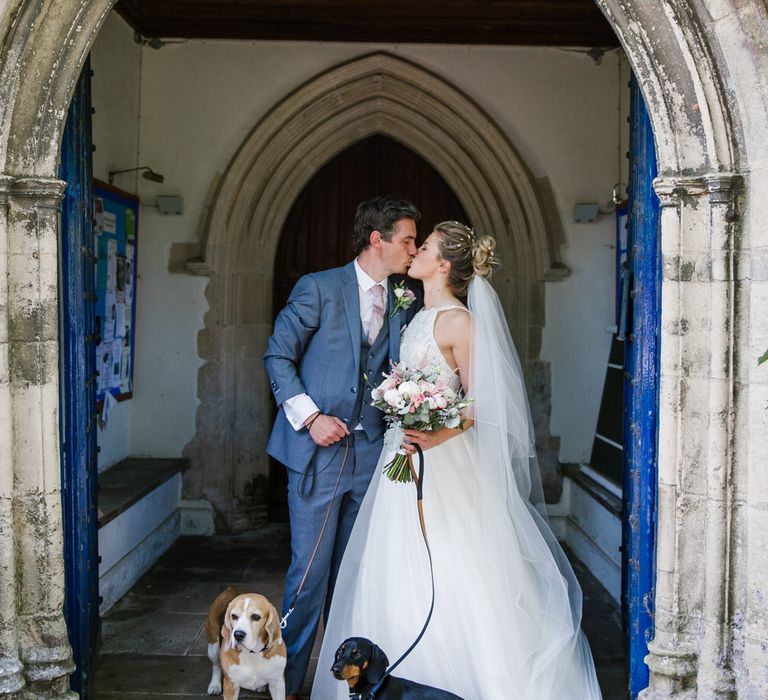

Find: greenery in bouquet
370;361;472;483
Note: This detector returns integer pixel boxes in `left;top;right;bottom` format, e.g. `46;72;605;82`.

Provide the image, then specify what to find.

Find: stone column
642;174;741;699
3;174;76;699
641;176;703;700
696;174;740;699
0;175;24;698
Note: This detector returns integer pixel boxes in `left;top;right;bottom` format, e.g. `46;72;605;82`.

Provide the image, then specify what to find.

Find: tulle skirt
312;430;602;700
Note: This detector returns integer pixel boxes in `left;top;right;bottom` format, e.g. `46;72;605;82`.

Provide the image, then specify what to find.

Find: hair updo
434;221;500;298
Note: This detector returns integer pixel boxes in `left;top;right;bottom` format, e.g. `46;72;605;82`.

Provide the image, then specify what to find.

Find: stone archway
1;1;766;697
182;52;570;532
594;3;747;697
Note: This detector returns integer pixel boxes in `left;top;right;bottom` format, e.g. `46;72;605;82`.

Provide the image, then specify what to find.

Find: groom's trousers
282;430;382;695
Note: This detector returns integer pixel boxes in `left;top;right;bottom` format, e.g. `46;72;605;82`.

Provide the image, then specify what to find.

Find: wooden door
59;56;100;696
270;135;469;518
622;77;660;698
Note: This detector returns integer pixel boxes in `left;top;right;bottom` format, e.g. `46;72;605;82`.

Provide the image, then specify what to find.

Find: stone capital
645;638;698;680
653;176;707;207
0;175;13;200
704;173;741;206
652;173;742;209
9;177;67;208
186;258;215;276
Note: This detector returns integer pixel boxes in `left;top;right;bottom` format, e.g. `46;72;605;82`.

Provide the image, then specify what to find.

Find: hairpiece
441;222;477;253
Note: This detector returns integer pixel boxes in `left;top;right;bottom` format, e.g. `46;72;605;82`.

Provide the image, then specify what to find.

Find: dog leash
280;435;351;631
364;444;435;700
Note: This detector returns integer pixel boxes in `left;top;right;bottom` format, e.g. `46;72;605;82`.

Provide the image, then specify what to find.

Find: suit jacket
264;260;421;474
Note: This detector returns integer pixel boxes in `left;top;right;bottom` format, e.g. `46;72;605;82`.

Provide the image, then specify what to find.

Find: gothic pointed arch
183;53;569;529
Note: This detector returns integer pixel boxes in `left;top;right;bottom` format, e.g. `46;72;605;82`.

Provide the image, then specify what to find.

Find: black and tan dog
332;637;464;700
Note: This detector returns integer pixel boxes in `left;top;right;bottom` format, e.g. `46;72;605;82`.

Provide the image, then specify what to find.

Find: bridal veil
466;274;600;697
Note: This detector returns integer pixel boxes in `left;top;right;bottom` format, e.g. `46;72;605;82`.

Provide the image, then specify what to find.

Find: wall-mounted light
611;182;628;207
108;166;164;185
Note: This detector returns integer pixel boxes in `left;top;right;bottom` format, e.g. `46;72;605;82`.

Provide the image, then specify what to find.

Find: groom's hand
306;413;349;447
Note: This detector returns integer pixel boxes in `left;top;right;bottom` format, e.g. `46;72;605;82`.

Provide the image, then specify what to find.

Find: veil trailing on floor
466;274;599;697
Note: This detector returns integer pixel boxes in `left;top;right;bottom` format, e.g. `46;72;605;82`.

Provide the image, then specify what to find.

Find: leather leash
280;435;351;630
364;444;434;699
281;438;435;700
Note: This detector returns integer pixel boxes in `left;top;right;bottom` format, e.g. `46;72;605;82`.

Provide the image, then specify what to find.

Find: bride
312;222;602;700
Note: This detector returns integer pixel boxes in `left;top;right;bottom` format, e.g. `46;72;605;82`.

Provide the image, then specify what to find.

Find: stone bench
98;457;187;613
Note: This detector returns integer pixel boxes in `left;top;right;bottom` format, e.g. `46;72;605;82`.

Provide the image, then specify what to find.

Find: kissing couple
264;195;602;699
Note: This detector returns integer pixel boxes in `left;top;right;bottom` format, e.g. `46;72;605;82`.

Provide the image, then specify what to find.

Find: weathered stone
196;358;227;400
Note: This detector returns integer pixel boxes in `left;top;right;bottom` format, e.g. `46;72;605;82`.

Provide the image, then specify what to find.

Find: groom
264;195;421;699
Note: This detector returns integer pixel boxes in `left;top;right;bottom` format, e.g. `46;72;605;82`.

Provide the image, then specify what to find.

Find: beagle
205;586;286;700
332;637;464;700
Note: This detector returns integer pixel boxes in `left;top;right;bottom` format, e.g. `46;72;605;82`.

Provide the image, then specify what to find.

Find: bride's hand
401;428;450;453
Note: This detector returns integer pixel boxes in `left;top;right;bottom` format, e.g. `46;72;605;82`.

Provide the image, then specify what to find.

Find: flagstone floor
92;525;627;699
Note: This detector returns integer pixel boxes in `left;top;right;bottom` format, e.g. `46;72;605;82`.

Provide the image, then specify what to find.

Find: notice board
93;179;138;404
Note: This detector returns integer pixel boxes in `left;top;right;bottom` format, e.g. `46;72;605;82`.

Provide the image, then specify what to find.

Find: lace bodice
400;305;466;392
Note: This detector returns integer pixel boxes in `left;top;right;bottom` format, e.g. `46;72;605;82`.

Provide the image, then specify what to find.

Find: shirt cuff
283;393;320;431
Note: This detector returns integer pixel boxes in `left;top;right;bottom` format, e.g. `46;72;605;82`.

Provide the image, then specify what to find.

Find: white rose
394;287;405;298
397;381;420;399
444;415;461;429
384;389;402;407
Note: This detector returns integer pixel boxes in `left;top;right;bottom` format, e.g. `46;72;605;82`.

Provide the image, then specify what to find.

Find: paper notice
107;239;117;287
101;390;117;429
125;209;136;243
97;343;111;393
103;290;116;342
120;346;131;392
103;210;117;235
114;303;126;338
111;341;123;388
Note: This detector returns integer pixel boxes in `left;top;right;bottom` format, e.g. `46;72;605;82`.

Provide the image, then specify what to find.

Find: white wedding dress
313;279;602;700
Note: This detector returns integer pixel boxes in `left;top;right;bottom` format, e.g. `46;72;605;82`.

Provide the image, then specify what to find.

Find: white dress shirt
282;259;388;430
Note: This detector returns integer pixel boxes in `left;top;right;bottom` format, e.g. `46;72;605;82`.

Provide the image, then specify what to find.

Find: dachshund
331;637;464;700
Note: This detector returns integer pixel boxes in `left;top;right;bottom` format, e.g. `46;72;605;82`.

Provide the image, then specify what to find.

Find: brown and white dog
205;587;287;700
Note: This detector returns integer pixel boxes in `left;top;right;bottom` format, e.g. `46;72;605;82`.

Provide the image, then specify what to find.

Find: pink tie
368;285;386;343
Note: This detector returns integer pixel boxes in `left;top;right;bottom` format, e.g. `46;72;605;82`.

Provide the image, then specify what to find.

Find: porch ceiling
114;0;619;47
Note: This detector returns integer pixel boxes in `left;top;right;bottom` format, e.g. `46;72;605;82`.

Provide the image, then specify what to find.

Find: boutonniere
390;281;416;317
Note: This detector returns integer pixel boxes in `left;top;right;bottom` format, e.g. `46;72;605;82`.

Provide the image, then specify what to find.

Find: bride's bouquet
370;361;472;483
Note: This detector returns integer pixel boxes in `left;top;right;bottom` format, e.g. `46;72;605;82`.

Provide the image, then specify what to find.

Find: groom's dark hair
352;195;421;255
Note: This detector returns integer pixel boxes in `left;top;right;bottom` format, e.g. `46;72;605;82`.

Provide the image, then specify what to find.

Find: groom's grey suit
264;260;419;694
